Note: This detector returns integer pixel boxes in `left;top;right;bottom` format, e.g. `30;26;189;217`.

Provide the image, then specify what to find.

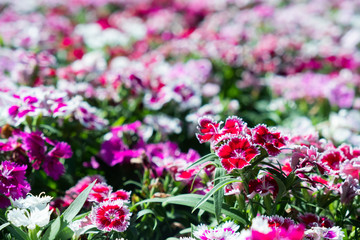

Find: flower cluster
183;215;344;240
0;128;73;181
100;121;207;191
65;178;132;236
7;194;53;230
0;86;108;130
197;116;287;172
1;0;360;239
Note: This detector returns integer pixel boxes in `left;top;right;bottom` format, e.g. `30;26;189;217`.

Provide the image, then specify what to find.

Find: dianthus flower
196;116;222;144
217;137;259;172
0;161;30;208
252;125;287;156
88;182;113;203
193;221;241;240
61;175;105;208
7;193;53;230
90;199;132;232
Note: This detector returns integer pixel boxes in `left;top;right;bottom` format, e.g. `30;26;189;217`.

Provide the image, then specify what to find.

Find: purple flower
21;131;46;169
42;156;65;180
329;84;354;108
0;161;30;208
48;141;73;159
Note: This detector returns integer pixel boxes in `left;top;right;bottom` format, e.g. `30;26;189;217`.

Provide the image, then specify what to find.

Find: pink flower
217;137;259;172
252;125;287;156
61;175;105;208
340;159;360;180
338;144;360;160
91;199;132;232
108;190;131;201
88;183;113;203
320;150;345;173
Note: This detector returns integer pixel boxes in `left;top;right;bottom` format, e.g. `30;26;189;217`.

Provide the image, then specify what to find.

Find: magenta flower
250;216;305;240
42;156;65;180
217;137;260;172
99;128;144;167
91;199;132;232
47;141;73;159
252;125;287;156
0;161;30;208
193;221;241;240
248;175;278;199
298;213;334;228
21;131;46;169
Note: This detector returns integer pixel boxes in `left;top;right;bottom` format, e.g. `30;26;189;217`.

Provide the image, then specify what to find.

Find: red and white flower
91;199;132;232
196;116;222;144
252;124;287;156
88;183;113;203
216;137;260;172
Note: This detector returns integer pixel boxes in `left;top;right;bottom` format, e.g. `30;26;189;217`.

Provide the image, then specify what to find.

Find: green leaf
0;222;9;231
136;209;156;220
57;226;75;240
4;224;29;240
214;168;226;222
193;178;238;212
186;153;218;170
271;174;287;202
62;180;96;223
137;194;247;225
42;216;61;240
190;162;216;191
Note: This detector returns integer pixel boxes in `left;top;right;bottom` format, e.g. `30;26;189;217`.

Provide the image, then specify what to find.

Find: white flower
11;193;52;210
7;208;29;227
7;205;52;230
251;216;272;234
7;193;53;229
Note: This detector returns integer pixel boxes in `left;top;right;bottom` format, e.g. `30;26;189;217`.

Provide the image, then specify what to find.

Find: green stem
28;227;39;240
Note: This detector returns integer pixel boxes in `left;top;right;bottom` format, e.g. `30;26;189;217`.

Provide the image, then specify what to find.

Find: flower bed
1;0;360;239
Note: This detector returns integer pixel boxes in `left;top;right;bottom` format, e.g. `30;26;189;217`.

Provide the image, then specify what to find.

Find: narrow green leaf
186;153;218;170
62;180;96;223
137;194;247;225
42;216;61;240
124;180;142;188
136;209;155;220
190;162;216;191
57;226;75;240
193;178;238;212
0;222;10;231
214;168;226;222
5;224;29;240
